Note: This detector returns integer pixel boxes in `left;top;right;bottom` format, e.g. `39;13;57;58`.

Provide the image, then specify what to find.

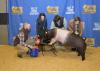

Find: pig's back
55;29;70;44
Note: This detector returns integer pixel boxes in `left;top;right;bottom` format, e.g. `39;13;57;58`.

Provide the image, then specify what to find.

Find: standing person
68;16;84;36
36;13;47;40
50;15;67;29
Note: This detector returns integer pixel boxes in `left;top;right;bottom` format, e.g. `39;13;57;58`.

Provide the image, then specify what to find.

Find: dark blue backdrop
8;0;100;47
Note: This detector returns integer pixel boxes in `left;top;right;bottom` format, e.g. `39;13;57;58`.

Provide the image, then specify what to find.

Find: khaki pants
17;44;29;57
16;38;35;57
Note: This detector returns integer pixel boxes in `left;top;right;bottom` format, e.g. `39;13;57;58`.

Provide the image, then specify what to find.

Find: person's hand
30;36;34;39
48;43;52;45
45;31;47;34
37;35;40;37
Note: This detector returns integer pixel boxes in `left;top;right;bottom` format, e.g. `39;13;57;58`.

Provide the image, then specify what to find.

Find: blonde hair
23;22;31;30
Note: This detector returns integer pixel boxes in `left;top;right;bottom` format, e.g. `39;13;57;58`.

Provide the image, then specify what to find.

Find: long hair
73;16;82;35
74;16;81;23
53;15;61;23
53;15;64;28
38;13;46;24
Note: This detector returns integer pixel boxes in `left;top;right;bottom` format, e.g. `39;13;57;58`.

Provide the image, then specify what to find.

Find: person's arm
80;22;84;36
50;21;56;29
68;20;74;32
44;19;47;30
63;18;67;29
36;19;39;35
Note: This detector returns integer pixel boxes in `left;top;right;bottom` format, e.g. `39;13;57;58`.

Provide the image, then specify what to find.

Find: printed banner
8;0;100;47
83;5;96;14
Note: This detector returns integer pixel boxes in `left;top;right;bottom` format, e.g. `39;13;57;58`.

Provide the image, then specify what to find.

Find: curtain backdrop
8;0;100;47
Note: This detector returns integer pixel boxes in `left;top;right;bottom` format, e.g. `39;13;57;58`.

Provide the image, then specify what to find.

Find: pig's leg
77;47;85;61
76;48;80;56
77;52;81;56
49;38;56;45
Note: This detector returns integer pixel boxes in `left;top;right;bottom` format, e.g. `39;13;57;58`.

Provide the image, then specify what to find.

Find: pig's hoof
82;57;85;61
71;48;76;51
17;54;23;58
77;53;80;56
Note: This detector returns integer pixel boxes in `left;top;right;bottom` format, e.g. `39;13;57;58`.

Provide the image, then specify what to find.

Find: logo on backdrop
30;7;39;15
12;6;23;14
93;22;100;31
65;6;75;14
47;6;59;14
83;5;96;14
86;38;95;47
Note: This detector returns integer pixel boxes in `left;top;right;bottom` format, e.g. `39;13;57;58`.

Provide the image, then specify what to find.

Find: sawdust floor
0;45;100;71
